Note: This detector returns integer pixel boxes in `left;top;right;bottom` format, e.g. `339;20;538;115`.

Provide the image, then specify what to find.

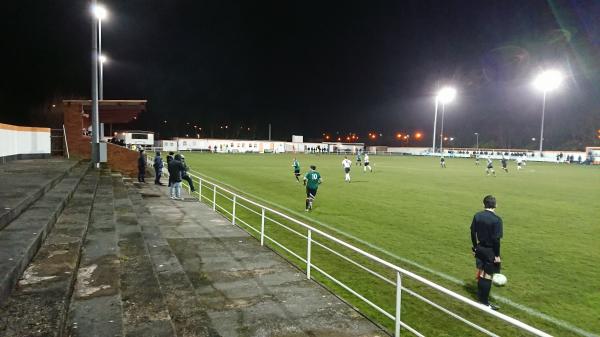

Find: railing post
198;178;202;201
395;271;402;337
260;208;265;246
212;185;217;211
232;195;237;225
306;229;312;279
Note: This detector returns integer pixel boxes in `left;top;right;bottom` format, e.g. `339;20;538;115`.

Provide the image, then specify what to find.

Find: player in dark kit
292;158;301;182
303;165;322;211
501;157;508;173
470;195;503;310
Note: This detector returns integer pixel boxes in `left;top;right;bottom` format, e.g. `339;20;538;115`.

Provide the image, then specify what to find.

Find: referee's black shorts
344;167;350;173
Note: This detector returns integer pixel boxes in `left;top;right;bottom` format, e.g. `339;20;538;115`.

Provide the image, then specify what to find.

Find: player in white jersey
516;157;524;170
486;157;496;176
363;154;373;172
342;157;352;182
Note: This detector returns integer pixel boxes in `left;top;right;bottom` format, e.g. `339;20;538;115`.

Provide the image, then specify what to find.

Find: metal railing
149;157;552;337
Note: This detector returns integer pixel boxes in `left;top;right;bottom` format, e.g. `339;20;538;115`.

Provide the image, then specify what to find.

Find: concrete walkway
138;184;386;337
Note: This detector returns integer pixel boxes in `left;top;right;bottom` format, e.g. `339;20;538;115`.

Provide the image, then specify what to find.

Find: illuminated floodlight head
99;54;108;64
533;69;563;92
92;4;108;20
437;87;457;104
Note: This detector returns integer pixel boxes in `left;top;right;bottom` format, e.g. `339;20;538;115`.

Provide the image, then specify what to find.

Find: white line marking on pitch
190;169;597;337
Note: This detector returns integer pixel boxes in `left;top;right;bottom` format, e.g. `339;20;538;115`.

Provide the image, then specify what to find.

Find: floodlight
437;87;457;104
92;4;108;20
99;54;108;64
533;69;563;92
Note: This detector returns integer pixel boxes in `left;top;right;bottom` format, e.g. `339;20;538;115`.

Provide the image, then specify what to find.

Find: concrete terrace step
0;161;90;303
0;170;100;337
66;170;123;337
0;159;80;230
66;172;175;337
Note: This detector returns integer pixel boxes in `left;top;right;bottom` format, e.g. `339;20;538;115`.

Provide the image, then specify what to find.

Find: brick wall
63;103;91;158
63;101;143;177
106;143;141;177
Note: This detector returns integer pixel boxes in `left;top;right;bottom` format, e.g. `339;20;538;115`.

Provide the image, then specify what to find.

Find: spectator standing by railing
166;151;174;187
153;152;164;185
168;154;184;200
137;149;147;183
180;154;195;192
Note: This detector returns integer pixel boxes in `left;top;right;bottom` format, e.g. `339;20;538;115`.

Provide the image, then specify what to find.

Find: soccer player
363;153;373;172
516;157;524;170
292;158;301;182
342;156;352;182
355;152;362;166
501;156;508;173
470;195;503;310
440;156;446;168
303;165;322;211
475;154;480;166
486;157;496;177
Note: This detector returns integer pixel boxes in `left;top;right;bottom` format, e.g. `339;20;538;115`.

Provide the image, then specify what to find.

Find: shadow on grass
462;278;479;301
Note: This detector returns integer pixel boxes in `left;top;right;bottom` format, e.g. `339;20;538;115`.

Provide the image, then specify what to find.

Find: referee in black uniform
470;195;503;310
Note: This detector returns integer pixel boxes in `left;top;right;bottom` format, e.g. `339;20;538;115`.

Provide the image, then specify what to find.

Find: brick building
63;100;147;176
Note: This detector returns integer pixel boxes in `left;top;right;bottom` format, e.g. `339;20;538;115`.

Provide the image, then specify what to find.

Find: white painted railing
149;157;553;337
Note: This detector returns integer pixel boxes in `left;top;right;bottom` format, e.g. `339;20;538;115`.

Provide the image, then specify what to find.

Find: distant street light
533;69;563;152
433;87;456;154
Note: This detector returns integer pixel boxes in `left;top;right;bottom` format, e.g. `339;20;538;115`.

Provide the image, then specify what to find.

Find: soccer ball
492;273;507;286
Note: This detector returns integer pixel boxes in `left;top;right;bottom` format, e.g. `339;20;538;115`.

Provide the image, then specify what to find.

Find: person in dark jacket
180;155;195;192
137;149;147;183
168;154;185;200
166;151;175;186
470;195;503;310
154;152;164;185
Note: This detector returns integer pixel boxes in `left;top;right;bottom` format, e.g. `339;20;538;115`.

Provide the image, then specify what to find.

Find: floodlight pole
439;103;446;154
91;0;100;166
474;133;479;151
432;97;439;153
539;91;547;153
98;20;103;100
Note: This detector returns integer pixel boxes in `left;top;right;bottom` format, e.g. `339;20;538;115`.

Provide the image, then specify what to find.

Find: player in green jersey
303;165;322;211
292;158;301;182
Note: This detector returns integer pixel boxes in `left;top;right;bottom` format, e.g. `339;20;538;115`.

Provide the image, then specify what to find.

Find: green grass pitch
174;153;599;337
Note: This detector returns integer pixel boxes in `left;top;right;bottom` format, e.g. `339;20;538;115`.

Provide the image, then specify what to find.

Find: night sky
2;0;600;148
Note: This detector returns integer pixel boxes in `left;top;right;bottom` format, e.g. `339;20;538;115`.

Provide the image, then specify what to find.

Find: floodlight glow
99;54;107;64
92;4;108;20
437;87;456;104
533;69;563;92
